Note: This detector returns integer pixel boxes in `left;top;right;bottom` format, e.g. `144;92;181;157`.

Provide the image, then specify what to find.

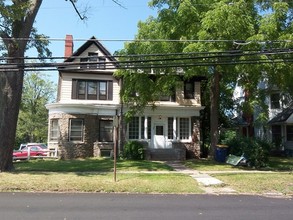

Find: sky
30;0;158;81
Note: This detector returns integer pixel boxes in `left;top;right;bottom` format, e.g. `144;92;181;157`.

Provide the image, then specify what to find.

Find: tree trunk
0;0;43;172
209;69;221;158
0;56;24;171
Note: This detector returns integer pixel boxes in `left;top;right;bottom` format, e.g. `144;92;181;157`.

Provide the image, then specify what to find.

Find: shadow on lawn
13;158;173;173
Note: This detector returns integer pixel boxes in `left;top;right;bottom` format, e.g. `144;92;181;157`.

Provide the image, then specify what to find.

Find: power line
0;47;292;72
1;37;293;44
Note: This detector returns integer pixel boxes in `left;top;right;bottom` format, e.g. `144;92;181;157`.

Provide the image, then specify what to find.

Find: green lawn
13;158;173;172
184;156;293;172
4;157;292;195
1;158;203;194
184;157;293;196
213;173;293;196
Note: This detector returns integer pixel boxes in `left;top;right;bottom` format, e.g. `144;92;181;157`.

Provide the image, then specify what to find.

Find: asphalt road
0;192;292;220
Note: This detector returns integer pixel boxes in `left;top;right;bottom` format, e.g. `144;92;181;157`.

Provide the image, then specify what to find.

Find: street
0;192;292;220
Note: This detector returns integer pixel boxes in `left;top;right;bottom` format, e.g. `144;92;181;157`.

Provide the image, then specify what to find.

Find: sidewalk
165;161;237;194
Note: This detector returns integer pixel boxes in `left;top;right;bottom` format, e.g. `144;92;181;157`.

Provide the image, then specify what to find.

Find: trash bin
215;145;228;163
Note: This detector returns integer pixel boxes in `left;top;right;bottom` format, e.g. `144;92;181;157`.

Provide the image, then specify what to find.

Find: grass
13;158;173;172
0;158;203;194
0;172;202;194
3;157;292;195
213;173;293;196
184;156;293;196
184;156;293;172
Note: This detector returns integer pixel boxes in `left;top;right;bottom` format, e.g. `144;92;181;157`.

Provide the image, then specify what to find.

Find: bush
122;141;145;160
227;136;272;168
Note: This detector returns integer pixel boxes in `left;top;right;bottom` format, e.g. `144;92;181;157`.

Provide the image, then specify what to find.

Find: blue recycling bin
215;145;228;163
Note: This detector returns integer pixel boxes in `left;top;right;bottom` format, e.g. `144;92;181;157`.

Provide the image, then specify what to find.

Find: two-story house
46;35;205;160
233;79;293;154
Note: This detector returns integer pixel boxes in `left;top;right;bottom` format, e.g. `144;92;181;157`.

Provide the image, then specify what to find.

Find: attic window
80;52;106;69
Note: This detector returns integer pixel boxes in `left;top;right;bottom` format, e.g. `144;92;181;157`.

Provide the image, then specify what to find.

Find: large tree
0;0;121;171
117;0;293;157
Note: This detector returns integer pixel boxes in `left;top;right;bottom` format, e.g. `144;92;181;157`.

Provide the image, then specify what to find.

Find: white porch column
144;116;148;139
173;116;177;140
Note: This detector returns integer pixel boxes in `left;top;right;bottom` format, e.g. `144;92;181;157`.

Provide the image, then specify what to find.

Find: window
80;52;106;69
270;93;280;109
99;81;107;100
69;119;84;141
272;125;282;144
72;79;113;100
98;57;106;69
287;125;293;141
50;119;59;141
80;58;88;69
168;117;173;139
99;119;113;142
158;88;176;102
147;117;151;139
87;81;97;100
184;81;195;99
179;118;189;140
129;117;139;139
89;53;98;69
156;126;164;135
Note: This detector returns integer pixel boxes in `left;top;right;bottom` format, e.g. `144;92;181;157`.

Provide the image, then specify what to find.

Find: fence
13;147;58;161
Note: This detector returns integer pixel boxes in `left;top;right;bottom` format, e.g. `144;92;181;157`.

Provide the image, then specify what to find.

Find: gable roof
268;101;293;124
65;36;117;63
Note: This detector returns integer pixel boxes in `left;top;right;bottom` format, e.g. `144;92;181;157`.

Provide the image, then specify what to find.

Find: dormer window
80;52;106;69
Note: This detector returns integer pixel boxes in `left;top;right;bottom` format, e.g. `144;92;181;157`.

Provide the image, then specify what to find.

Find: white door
153;124;166;149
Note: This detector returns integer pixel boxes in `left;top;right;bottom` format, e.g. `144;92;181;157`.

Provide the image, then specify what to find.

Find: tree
16;72;55;146
0;0;121;172
117;0;293;158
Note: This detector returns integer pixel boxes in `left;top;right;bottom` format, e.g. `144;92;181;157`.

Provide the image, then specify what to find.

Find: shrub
227;136;272;168
122;141;145;160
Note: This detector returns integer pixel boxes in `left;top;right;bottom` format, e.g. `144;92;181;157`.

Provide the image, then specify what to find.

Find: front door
153;124;165;149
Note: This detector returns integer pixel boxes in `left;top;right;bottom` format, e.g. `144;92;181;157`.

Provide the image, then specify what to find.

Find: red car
13;144;48;160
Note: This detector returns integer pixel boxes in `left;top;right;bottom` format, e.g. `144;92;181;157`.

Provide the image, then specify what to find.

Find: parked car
13;144;48;160
18;143;47;150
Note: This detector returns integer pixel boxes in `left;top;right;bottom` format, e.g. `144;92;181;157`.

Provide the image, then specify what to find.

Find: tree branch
66;0;87;20
66;0;126;20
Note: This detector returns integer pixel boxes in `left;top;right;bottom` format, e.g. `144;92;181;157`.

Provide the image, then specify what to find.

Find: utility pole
113;116;119;182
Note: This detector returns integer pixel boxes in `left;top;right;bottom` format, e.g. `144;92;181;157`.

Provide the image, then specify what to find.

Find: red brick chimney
64;35;73;58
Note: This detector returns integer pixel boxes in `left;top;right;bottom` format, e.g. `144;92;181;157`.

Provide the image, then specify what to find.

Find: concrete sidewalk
165;161;237;194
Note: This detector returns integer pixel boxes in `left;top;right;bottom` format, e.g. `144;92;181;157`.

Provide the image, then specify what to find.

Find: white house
233;78;293;154
46;35;205;160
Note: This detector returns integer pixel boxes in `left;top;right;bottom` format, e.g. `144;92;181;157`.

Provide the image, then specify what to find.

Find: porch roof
268;101;293;124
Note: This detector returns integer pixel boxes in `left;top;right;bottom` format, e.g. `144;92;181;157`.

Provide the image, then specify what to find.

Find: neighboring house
46;35;205;160
268;98;293;154
233;80;293;154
